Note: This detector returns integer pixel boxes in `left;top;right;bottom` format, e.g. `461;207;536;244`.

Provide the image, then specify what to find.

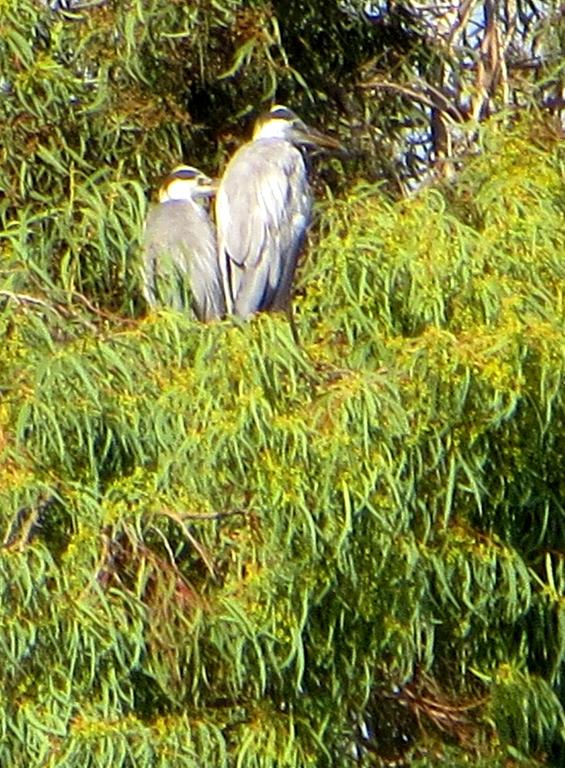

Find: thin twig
69;289;138;327
361;78;464;124
0;288;96;332
0;289;67;313
183;510;246;520
1;286;137;330
157;508;218;578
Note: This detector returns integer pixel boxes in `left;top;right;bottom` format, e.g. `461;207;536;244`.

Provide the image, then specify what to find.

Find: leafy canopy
0;1;564;766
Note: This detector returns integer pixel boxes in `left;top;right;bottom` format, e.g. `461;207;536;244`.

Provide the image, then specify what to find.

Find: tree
0;2;563;766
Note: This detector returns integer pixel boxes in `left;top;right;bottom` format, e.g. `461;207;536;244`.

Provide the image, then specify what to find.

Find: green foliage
1;114;564;766
0;0;236;311
1;1;564;766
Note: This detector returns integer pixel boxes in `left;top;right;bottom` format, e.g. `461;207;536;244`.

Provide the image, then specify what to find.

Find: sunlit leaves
0;14;563;760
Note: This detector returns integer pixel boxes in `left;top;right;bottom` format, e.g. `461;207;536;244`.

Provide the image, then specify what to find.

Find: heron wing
216;139;311;317
143;201;225;320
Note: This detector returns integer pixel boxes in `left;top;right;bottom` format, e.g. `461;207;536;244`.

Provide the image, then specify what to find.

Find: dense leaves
2;117;563;765
1;1;564;767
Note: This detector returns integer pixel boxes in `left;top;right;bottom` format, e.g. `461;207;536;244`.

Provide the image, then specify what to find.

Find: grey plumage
143;166;225;322
216;139;310;318
216;105;343;319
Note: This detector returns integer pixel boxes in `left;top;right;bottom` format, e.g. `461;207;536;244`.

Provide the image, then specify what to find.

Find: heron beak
296;125;348;156
197;176;220;198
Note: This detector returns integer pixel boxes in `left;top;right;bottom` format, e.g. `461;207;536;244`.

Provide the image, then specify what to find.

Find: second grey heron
143;165;225;322
215;105;343;319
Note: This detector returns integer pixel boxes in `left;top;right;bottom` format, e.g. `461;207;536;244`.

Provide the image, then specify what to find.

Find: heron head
158;165;218;203
252;104;345;153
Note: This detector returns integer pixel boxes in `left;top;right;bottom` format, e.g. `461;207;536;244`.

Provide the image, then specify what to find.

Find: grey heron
143;165;225;321
215;105;343;319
